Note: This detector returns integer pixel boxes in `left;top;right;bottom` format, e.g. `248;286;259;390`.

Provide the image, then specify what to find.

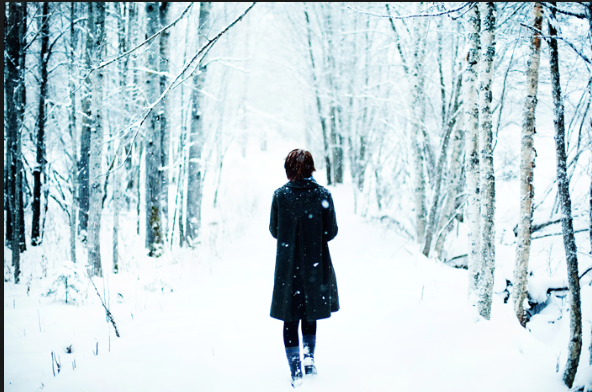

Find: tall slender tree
159;2;171;241
78;3;93;238
5;1;27;282
145;2;163;256
31;2;50;246
512;2;543;327
186;1;211;246
87;2;106;277
477;2;496;320
464;5;481;307
69;1;79;264
549;4;582;387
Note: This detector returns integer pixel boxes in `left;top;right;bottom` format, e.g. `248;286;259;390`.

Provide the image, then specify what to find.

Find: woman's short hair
284;149;316;181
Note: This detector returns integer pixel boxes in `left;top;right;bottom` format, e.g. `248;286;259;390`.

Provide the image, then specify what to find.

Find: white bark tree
511;2;543;326
477;2;496;320
464;5;482;307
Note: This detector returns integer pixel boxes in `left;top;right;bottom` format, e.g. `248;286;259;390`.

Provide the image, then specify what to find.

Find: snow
5;139;587;391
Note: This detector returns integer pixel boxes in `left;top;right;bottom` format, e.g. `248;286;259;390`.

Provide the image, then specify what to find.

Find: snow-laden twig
347;2;475;20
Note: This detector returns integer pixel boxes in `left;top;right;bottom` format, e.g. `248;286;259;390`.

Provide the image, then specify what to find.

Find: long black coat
269;179;339;322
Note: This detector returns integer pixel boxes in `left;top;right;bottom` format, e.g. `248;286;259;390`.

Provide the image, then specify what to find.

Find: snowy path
4;185;569;392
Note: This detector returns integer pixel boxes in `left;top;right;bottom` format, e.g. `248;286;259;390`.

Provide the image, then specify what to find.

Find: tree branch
93;2;257;182
347;3;475;20
520;23;592;65
540;2;587;19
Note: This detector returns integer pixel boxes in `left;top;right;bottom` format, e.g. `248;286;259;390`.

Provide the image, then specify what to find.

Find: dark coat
269;179;339;322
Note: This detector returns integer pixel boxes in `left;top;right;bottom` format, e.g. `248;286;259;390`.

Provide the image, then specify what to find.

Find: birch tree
159;2;170;240
410;5;428;244
549;5;583;387
87;2;106;277
511;2;543;327
477;2;496;320
145;2;163;256
186;1;211;246
464;5;482;307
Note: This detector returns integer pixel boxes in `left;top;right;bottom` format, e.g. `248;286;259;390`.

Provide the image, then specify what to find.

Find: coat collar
285;179;320;190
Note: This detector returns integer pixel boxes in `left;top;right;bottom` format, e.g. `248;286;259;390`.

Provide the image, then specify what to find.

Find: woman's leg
301;320;317;374
283;320;300;347
283;320;303;386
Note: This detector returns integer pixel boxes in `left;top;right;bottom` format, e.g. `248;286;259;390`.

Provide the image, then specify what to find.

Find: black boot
302;335;317;375
285;346;303;387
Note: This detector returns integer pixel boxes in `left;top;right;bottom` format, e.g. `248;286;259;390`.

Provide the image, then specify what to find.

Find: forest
4;2;592;391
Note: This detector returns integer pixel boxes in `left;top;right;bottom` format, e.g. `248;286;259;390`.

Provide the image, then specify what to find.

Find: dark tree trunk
31;2;50;246
159;2;170;240
5;2;27;282
78;2;93;238
549;5;582;388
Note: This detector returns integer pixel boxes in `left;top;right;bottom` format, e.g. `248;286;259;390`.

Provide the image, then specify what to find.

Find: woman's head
284;149;316;181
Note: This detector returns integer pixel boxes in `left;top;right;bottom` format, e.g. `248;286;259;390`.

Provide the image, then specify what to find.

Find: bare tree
87;2;106;277
5;1;27;282
548;4;583;387
145;2;164;256
186;2;211;247
512;2;543;327
31;2;50;246
464;4;482;307
477;2;496;320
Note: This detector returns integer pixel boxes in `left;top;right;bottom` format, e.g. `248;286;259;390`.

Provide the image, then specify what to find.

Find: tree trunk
31;2;50;246
87;2;106;277
145;2;163;256
69;1;78;263
512;2;543;327
434;107;465;259
186;2;211;246
465;4;481;307
79;2;94;238
5;1;27;282
411;6;427;244
159;2;170;241
113;2;128;274
303;6;331;186
549;5;582;387
477;2;496;320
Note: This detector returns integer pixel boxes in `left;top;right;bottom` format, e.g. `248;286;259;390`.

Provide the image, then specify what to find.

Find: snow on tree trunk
411;6;428;244
69;1;78;264
159;2;170;241
477;2;496;320
31;2;50;246
512;2;543;327
549;6;582;387
87;2;106;277
464;5;481;307
79;3;93;239
186;1;211;246
145;2;163;256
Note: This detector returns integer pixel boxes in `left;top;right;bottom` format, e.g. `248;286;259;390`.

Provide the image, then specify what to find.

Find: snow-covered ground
4;137;592;391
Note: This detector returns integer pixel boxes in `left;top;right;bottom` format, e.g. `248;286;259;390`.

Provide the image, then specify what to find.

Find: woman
269;148;339;388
